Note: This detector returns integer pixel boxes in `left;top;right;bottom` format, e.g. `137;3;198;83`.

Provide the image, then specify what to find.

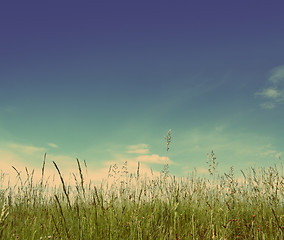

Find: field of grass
0;150;283;239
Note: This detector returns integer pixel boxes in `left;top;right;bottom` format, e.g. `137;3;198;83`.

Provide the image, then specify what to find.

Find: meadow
0;150;283;240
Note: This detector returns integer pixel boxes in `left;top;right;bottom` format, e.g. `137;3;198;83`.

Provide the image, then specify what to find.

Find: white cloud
256;65;284;109
256;88;281;99
7;143;46;155
126;144;150;154
269;65;284;84
136;154;173;164
48;143;58;148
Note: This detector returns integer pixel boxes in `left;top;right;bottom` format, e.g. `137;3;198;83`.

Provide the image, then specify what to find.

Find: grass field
0;150;283;239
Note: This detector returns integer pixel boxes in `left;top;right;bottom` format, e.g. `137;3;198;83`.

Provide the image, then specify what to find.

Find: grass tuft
0;138;283;239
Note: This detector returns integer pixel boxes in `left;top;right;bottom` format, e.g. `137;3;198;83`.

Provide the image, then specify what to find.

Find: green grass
0;152;283;240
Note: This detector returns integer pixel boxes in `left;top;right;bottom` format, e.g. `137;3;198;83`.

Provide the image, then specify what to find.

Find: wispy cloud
48;143;59;148
256;65;284;109
259;102;276;109
7;143;46;155
136;154;173;164
269;65;284;84
256;88;281;99
126;144;149;154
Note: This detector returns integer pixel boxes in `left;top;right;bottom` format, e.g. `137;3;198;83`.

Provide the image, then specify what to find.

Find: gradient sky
1;1;284;184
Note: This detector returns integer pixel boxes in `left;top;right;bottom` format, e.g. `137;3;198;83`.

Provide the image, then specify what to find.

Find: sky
1;1;284;185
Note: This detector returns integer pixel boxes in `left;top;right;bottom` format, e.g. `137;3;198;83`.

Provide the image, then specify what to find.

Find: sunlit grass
0;130;283;239
0;151;283;240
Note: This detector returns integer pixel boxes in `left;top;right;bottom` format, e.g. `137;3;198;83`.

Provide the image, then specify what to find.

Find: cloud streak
48;143;59;148
256;88;281;99
136;154;172;164
126;144;150;154
7;143;46;155
269;65;284;84
256;65;284;109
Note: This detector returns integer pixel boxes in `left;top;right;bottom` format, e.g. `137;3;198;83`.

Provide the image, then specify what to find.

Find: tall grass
0;148;283;239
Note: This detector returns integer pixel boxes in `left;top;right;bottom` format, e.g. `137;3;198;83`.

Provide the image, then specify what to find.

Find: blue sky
1;1;284;184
